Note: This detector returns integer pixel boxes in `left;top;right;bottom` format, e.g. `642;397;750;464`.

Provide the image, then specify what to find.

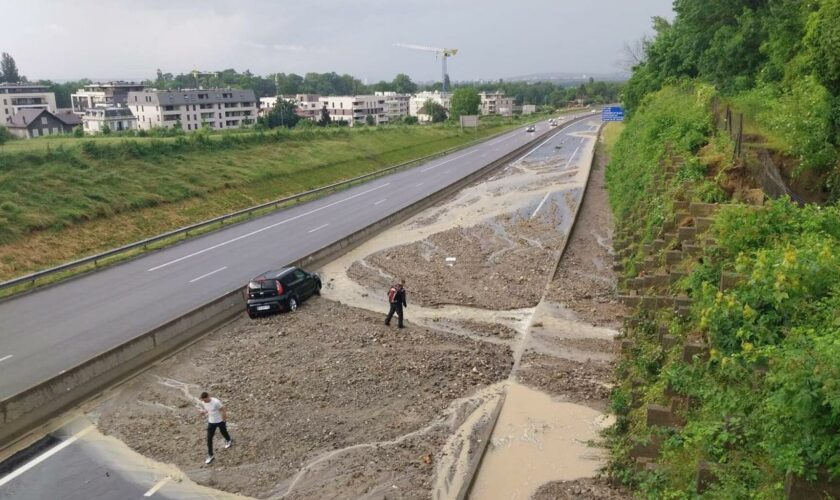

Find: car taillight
276;281;284;295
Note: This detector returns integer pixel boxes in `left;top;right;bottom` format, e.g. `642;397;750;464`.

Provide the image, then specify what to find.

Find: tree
261;98;300;129
0;125;12;146
100;123;112;135
420;99;447;123
0;53;21;83
365;114;375;126
317;105;332;127
392;73;417;94
449;87;481;120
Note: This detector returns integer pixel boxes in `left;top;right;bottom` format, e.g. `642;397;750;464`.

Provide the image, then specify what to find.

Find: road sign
602;106;625;122
459;115;479;128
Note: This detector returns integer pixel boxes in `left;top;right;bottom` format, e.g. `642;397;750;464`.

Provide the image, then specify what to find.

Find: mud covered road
85;116;629;499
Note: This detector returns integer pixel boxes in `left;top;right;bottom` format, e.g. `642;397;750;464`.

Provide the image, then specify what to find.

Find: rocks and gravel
348;211;566;311
545;153;626;329
96;298;512;498
532;477;630;499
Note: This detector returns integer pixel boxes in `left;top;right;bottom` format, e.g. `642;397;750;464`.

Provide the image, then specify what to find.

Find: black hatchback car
244;267;321;318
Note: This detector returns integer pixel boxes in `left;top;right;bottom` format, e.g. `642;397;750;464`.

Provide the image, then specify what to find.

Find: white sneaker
205;455;215;464
224;440;233;449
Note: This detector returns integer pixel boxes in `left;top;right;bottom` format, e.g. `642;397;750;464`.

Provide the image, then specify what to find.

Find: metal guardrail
1;115;579;294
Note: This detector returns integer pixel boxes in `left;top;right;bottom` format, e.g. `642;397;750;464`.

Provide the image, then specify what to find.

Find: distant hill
503;72;629;83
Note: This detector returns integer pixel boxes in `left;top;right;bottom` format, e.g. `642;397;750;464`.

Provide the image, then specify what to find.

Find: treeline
624;0;840;174
155;68;623;106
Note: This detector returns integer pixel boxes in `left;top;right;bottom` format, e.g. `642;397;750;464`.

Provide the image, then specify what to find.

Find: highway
0;114;598;400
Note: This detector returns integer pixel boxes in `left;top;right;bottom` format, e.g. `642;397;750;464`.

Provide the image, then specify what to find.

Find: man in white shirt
199;391;233;464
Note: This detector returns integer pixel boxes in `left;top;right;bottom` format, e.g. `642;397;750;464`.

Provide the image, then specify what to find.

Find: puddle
468;382;613;500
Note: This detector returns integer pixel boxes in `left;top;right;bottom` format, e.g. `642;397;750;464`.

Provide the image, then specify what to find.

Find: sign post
601;106;625;122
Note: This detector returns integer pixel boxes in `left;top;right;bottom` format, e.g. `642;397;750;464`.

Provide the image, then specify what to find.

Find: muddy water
469;382;613;500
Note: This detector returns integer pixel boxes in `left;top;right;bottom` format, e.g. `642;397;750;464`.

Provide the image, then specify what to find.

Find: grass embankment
0;119;527;282
606;83;840;497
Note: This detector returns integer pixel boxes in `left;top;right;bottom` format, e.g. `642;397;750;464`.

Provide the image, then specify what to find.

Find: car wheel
247;310;257;319
288;296;298;312
314;281;322;296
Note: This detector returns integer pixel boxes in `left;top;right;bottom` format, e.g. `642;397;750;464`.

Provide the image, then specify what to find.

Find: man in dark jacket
385;278;407;328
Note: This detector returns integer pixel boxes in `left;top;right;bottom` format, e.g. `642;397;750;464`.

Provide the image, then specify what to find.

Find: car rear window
248;279;276;290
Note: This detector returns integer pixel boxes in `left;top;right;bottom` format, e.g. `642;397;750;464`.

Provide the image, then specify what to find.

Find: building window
41;117;48;125
31;129;39;137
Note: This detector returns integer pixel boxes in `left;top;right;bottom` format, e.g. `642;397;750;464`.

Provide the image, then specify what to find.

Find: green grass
0;114;563;284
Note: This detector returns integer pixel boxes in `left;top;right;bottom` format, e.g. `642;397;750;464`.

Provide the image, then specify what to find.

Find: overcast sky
1;0;674;83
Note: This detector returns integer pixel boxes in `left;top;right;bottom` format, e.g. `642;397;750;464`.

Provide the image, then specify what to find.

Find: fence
711;98;805;205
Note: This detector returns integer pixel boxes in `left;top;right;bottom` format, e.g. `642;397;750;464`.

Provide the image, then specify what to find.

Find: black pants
385;303;404;327
207;421;231;456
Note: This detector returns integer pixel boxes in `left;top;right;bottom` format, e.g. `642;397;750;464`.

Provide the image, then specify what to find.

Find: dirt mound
533;477;630;499
546;149;625;328
516;352;613;410
96;298;512;498
349;211;567;311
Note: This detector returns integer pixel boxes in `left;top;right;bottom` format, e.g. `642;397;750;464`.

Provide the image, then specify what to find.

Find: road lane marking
519;119;583;160
308;223;329;233
144;477;171;497
569;146;581;163
0;354;13;363
421;150;476;173
415;182;424;187
0;427;93;487
148;183;390;271
189;266;227;283
531;192;552;220
374;199;387;205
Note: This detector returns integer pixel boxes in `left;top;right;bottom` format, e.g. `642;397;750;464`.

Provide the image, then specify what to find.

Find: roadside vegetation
623;0;840;198
0;115;546;282
605;1;840;494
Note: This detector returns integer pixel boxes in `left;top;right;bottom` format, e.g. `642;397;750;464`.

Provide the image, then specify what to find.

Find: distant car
549;119;557;127
244;267;321;318
526;125;536;132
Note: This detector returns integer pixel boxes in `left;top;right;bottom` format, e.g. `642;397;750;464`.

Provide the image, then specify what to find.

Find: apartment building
479;90;514;116
71;81;146;114
409;91;451;123
260;94;321;120
127;88;257;131
375;92;410;121
1;83;57;125
317;95;388;126
82;105;138;134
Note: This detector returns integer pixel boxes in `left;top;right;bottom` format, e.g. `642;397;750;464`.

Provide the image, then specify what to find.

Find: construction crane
394;43;458;92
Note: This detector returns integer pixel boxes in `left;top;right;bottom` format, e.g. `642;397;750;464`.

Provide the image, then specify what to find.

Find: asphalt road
0;114;599;400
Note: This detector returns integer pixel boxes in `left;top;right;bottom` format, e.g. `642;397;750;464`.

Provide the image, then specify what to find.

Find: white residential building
479;90;515;116
1;83;57;126
317;95;388;126
409;91;451;123
82;105;138;134
71;82;146;114
260;94;322;121
375;92;410;121
127;88;257;131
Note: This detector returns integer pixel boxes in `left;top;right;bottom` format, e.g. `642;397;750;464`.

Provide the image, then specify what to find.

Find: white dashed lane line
308;223;329;233
0;427;93;488
0;354;13;363
143;477;171;497
374;199;387;205
147;183;390;272
189;266;227;283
